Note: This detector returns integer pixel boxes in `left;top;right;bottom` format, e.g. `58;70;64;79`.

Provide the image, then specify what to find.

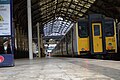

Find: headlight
107;43;113;50
81;48;85;51
108;43;112;46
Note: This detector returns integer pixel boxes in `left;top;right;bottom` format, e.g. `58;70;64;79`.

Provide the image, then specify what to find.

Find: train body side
52;14;118;58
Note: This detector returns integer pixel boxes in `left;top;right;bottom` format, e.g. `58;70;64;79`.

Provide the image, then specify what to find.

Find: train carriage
52;14;118;58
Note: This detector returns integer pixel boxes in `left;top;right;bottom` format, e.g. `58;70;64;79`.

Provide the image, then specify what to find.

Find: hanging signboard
0;0;11;36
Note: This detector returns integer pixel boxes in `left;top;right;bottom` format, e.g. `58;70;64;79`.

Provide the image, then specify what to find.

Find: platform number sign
0;0;12;36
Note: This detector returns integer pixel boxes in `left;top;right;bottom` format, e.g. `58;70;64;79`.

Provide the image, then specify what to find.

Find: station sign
0;0;11;36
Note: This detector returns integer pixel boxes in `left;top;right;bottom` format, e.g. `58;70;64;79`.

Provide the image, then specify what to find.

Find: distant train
52;14;118;58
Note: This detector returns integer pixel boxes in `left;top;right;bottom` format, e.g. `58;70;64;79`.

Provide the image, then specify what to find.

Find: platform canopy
13;0;120;38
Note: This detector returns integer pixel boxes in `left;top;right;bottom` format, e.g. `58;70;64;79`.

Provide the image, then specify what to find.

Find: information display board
0;0;11;36
0;0;14;67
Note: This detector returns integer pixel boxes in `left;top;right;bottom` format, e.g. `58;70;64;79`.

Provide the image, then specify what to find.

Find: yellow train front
88;14;117;57
52;14;118;58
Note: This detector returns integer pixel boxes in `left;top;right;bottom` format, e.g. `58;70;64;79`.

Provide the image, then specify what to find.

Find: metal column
27;0;33;59
37;23;41;58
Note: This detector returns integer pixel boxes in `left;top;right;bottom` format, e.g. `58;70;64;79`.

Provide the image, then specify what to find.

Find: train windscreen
78;22;88;38
105;20;114;37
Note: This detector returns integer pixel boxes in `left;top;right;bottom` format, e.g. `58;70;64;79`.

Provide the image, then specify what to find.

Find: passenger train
52;14;118;59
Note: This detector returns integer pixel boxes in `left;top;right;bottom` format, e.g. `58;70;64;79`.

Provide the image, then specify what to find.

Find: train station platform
0;57;120;80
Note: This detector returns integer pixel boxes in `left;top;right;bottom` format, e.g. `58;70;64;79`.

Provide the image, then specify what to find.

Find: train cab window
94;25;100;36
105;22;114;36
78;23;88;38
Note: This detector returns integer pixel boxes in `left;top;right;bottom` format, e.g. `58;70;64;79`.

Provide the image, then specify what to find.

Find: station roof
32;0;96;25
13;0;120;38
43;17;74;36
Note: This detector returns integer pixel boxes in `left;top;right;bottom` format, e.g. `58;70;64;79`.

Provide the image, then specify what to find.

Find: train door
92;23;103;53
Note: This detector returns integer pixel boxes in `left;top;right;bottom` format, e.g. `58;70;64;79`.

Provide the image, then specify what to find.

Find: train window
78;23;88;38
94;25;100;36
105;22;114;36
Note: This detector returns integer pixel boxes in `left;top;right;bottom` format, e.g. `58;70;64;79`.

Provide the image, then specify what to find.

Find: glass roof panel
44;17;74;36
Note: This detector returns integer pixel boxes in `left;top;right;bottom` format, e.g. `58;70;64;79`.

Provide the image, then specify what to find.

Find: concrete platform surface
0;57;120;80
